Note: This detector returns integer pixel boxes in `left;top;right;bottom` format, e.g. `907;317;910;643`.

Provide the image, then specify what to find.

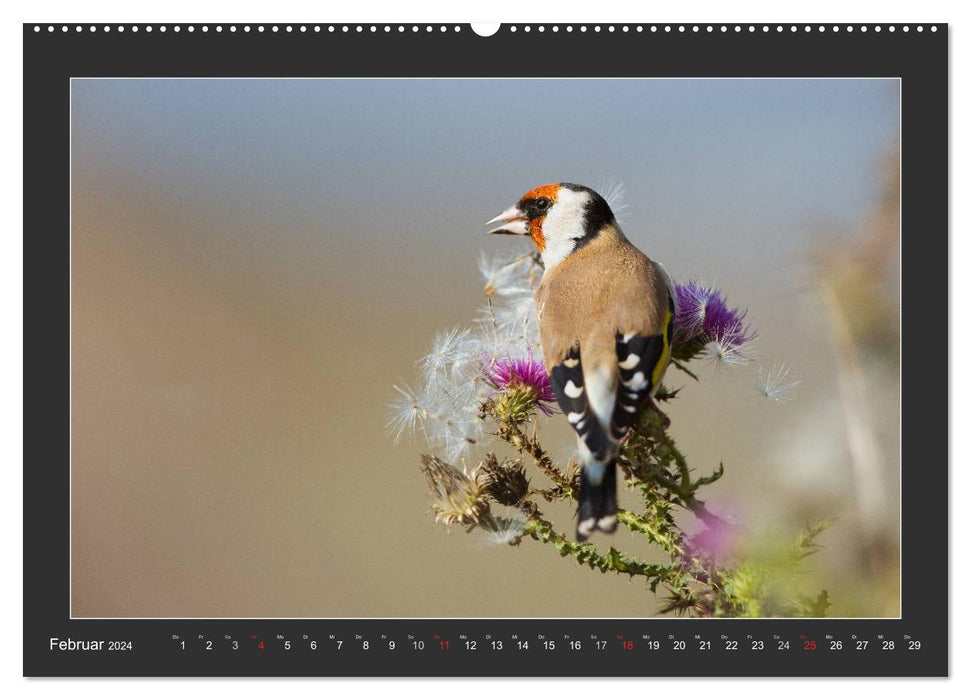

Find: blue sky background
72;77;898;262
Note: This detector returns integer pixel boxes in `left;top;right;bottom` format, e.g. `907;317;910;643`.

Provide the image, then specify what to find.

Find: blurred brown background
71;79;900;617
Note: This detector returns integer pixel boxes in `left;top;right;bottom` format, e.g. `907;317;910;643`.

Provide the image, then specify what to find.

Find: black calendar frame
23;22;949;677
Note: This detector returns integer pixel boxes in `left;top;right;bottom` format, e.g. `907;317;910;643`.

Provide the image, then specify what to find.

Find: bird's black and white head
486;183;620;270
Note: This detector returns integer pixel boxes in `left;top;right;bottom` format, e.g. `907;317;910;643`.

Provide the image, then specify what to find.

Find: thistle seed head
481;454;530;507
420;454;491;527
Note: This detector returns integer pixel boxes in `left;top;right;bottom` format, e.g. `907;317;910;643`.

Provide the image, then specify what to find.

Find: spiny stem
617;510;686;556
523;513;681;585
487;402;576;496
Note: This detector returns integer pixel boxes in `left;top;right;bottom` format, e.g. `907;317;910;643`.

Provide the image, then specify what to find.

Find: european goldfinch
487;183;675;541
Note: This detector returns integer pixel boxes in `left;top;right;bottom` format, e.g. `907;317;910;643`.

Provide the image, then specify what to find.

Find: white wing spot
623;404;637;413
563;357;580;368
622;332;635;342
567;411;584;424
622;371;648;390
619;353;640;370
564;380;584;398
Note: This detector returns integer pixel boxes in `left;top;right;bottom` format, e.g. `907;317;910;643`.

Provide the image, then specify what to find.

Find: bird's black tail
576;458;618;541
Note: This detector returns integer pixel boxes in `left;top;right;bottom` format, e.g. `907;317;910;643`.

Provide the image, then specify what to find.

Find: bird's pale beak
486;205;529;235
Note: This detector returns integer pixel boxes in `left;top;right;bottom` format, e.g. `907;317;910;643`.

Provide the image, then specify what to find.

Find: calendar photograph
69;77;901;620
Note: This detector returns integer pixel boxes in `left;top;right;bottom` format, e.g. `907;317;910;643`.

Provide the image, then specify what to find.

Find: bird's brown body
535;225;670;372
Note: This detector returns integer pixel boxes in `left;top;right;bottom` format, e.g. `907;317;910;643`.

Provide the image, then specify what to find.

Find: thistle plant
390;249;829;617
672;280;756;368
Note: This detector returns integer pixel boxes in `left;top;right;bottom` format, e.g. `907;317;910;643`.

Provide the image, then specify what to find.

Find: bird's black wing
610;299;675;441
548;347;612;463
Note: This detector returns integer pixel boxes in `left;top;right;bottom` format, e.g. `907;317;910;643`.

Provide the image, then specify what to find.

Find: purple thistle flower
484;349;557;416
688;517;740;562
673;281;755;362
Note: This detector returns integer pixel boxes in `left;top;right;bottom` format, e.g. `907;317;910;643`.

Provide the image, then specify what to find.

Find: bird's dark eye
535;197;551;210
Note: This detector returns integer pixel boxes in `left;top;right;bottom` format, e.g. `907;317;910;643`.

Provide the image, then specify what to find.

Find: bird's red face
488;183;615;271
485;183;561;252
